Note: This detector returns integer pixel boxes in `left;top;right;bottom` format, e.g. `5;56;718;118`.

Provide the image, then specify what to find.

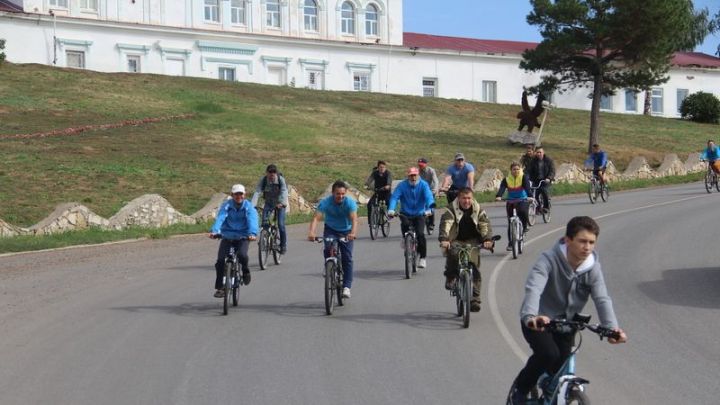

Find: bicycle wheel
566;385;590;404
511;220;519;259
517;221;524;255
369;206;379;240
715;173;720;192
461;270;472;328
528;200;536;226
258;229;270;270
600;182;610;202
455;284;463;317
336;265;344;306
380;208;390;237
232;263;240;307
588;181;597;203
324;261;335;315
271;228;282;265
223;260;232;315
425;215;433;235
404;234;414;279
542;207;551;223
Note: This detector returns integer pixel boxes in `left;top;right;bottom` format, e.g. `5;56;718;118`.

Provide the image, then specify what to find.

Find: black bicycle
315;236;346;315
368;189;391;240
394;213;421;279
258;207;282;270
529;179;551;224
212;235;246;316
449;235;500;328
702;160;720;193
586;171;609;203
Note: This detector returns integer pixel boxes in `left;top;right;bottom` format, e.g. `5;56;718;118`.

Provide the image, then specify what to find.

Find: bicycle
701;160;720;193
529;179;551;224
368;189;391;240
211;235;246;316
449;235;500;328
258;206;282;270
424;203;435;235
506;313;622;405
394;213;421;279
314;236;347;315
586;170;609;203
503;199;526;260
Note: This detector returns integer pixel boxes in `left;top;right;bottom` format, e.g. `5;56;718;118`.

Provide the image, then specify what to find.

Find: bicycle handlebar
537;315;621;341
314;236;349;243
450;234;501;253
210;234;250;240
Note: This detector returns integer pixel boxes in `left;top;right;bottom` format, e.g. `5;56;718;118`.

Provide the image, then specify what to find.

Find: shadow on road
111;302;221;317
329;311;469;330
636;267;720;309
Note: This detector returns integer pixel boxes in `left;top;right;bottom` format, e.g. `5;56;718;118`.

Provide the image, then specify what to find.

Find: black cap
266;164;278;173
418;157;428;164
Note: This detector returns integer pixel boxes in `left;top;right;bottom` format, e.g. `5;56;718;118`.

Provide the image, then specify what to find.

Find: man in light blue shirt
440;152;476;204
308;180;358;298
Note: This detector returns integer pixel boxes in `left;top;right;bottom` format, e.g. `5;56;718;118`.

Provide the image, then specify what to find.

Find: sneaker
470;301;481;312
213;289;225;298
342;287;351;299
242;271;251;285
279;246;287;255
418;258;427;268
445;277;456;290
510;389;528;405
506;245;513;251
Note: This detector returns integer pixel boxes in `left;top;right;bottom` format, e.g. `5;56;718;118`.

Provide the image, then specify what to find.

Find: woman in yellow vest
495;162;532;251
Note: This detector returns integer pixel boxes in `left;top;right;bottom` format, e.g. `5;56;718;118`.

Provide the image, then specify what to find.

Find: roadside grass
0;62;716;230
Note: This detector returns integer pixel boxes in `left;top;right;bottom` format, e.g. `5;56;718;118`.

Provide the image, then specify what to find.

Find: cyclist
440;152;476;204
251;164;288;254
700;139;720;174
417;157;439;232
208;184;258;298
495;162;532;251
585;143;608;185
438;187;494;312
365;160;393;220
509;216;627;405
519;144;535;170
526;147;555;213
388;167;435;269
307;180;358;299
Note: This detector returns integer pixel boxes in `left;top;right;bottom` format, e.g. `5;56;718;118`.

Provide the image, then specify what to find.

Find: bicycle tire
425;215;433;235
715;173;720;192
511;219;519;259
232;265;240;307
461;270;471;328
455;284;463;317
404;233;414;279
258;229;270;270
542;208;551;223
336;264;344;307
566;385;590;404
324;260;335;315
380;208;390;237
600;182;609;202
271;228;282;265
588;181;597;203
528;200;536;226
223;260;231;315
369;206;379;240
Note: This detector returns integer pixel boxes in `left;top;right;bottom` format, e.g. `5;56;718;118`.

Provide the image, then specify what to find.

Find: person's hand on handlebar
248;235;257;241
495;196;502;201
526;315;551;331
387;210;396;218
608;328;628;344
347;233;356;241
439;240;450;249
482;240;494;250
208;233;219;239
307;233;316;242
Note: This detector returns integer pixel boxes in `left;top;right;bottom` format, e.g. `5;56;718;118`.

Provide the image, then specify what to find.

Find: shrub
0;39;6;64
680;91;720;124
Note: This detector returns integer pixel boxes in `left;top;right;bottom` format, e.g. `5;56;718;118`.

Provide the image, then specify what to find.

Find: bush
0;39;6;64
680;91;720;124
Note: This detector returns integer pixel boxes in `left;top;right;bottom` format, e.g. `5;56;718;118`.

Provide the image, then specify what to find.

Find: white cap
231;184;245;194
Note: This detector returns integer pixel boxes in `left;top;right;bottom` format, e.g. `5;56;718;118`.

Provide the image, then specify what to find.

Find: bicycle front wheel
272;228;282;265
566;385;590;404
380;208;390;237
232;264;240;307
324;261;335;315
404;234;414;279
223;260;232;315
461;270;472;328
528;201;536;226
511;220;519;259
258;229;270;270
542;207;551;223
715;174;720;192
588;182;597;203
369;207;379;240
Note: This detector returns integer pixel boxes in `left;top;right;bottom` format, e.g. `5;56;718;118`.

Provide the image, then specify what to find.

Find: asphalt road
1;183;718;404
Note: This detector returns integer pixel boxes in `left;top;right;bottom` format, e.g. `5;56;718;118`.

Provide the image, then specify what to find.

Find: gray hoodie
520;239;619;329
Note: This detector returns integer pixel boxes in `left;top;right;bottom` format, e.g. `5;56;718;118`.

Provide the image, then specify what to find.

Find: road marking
488;193;707;363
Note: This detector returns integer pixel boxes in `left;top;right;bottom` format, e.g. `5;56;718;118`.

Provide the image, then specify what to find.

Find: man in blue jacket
586;143;608;185
209;184;259;298
388;167;435;269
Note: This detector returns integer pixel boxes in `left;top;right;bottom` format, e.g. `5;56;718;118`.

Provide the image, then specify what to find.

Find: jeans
513;321;575;395
214;239;250;289
533;182;551;210
400;214;426;258
262;204;286;251
323;225;354;288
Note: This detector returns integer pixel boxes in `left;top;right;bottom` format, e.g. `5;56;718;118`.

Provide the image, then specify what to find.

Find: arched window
304;0;318;31
267;0;281;28
365;4;378;36
341;2;355;34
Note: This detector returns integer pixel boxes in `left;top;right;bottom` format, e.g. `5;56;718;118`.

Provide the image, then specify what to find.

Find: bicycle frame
316;236;346;314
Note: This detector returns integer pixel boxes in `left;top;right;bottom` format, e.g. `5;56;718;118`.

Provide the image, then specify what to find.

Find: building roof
404;32;720;69
0;0;22;12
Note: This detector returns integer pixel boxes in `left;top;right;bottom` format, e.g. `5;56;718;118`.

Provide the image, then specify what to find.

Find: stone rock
108;194;194;230
191;193;229;224
474;168;504;192
507;131;539;146
656;154;687;177
684;152;706;173
28;203;109;235
622;156;657;179
319;182;369;205
555;163;589;184
0;218;24;238
288;185;314;214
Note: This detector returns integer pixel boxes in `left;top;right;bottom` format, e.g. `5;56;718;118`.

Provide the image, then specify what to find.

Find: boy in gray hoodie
510;216;627;404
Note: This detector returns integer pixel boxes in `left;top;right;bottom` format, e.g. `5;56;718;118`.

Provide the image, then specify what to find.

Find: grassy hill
0;62;714;227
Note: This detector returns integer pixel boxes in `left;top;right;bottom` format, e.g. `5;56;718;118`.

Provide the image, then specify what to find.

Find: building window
219;67;236;81
231;0;246;25
266;0;280;28
80;0;98;11
49;0;69;8
204;0;220;22
600;94;612;110
307;70;324;90
651;88;664;114
482;80;497;103
66;50;85;69
127;55;140;73
366;4;378;36
625;89;637;112
341;2;355;34
422;78;437;97
677;88;689;114
304;0;318;31
353;72;370;91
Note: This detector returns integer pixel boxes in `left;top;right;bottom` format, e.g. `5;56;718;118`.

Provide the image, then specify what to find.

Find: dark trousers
262;204;286;250
214;239;250;289
446;187;459;205
506;200;530;242
400;214;427;258
533;183;551;209
323;226;354;288
514;322;575;395
427;202;437;228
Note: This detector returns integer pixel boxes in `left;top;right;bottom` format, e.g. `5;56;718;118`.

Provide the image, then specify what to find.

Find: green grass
0;62;716;231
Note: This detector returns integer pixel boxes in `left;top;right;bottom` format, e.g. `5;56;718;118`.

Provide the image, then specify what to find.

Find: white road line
488;193;707;363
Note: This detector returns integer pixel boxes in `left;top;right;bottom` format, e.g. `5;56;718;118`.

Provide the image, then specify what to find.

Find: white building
1;0;719;117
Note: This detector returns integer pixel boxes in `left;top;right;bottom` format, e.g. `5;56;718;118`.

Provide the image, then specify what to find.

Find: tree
521;0;710;152
0;39;6;64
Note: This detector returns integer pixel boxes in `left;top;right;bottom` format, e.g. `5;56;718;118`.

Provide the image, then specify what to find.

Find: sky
403;0;720;57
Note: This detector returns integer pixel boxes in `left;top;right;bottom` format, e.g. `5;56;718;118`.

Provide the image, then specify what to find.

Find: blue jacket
388;179;434;216
211;199;259;239
588;151;608;169
701;146;720;162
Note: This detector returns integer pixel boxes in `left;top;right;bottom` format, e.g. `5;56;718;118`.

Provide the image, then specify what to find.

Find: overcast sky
403;0;720;56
